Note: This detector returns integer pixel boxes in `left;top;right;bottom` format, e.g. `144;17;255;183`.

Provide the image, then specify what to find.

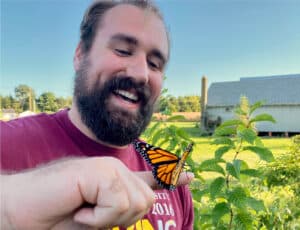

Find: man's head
72;0;169;146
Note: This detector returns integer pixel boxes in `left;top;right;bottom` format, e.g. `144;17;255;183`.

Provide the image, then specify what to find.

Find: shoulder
0;110;69;147
1;110;66;132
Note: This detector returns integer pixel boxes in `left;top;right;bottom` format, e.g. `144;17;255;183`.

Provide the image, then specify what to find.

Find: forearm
1;159;83;230
1;175;15;229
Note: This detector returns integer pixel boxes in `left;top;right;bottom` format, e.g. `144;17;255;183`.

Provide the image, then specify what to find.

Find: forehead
96;4;169;60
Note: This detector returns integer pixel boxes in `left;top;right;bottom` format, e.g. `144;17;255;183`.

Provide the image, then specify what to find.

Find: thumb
136;171;194;190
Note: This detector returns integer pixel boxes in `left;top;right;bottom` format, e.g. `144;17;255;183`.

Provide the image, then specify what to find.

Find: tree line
1;84;201;113
0;85;72;113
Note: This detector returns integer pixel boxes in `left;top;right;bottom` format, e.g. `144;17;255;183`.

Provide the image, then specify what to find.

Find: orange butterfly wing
134;141;183;190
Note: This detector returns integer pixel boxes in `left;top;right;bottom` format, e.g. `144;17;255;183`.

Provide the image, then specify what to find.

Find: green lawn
147;121;292;169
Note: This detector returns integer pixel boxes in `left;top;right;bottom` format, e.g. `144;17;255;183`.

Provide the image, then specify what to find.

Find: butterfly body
134;141;193;191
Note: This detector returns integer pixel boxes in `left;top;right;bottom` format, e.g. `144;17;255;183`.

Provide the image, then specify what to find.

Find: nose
126;54;149;85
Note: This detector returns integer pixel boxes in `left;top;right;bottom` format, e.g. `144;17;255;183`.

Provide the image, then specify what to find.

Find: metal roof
207;74;300;106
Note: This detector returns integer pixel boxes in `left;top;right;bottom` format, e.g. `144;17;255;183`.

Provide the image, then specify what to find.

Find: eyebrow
110;33;138;46
110;33;167;65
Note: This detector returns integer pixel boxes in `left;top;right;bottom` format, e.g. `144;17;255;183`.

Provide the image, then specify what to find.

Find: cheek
149;74;163;100
88;56;122;86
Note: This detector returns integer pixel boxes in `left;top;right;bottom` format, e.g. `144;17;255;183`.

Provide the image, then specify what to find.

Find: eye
148;61;158;69
148;58;162;71
115;48;132;57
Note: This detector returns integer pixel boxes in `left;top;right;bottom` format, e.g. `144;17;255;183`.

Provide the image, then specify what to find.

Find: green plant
143;110;193;156
253;135;300;229
192;96;276;229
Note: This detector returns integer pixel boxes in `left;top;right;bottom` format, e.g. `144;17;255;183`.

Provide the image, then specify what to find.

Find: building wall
206;105;300;132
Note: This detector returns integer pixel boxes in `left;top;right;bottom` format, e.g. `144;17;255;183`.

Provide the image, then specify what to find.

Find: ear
73;42;83;71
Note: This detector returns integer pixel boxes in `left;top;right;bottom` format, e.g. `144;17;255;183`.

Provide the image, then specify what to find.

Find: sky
1;0;300;98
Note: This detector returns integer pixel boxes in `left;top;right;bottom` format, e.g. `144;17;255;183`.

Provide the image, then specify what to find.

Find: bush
253;135;300;229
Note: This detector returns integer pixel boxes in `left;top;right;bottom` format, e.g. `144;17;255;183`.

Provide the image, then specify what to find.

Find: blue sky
1;0;300;98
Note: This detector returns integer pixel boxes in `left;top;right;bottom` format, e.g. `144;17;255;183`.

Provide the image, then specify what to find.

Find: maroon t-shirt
1;109;194;229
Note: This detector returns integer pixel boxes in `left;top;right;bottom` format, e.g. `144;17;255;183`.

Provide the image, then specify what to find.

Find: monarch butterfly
134;141;193;191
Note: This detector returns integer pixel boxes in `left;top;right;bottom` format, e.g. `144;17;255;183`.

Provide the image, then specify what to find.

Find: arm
1;157;194;230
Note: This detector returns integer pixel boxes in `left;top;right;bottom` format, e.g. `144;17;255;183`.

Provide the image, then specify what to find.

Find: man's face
73;4;169;146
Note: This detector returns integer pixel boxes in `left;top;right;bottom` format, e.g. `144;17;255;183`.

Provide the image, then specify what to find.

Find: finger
135;171;194;190
74;175;130;228
111;172;155;227
177;171;194;186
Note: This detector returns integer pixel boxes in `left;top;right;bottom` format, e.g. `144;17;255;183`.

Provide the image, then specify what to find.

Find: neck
68;102;129;149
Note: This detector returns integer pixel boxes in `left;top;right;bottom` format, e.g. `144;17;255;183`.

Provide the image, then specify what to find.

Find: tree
1;95;13;109
37;92;58;112
1;95;22;112
157;95;179;113
56;96;72;109
14;84;35;111
157;95;200;113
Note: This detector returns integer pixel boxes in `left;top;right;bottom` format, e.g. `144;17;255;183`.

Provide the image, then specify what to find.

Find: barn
201;74;300;135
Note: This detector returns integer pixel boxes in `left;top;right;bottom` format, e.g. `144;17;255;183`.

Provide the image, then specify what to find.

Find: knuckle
132;192;154;215
109;173;123;193
117;197;130;214
134;200;148;213
145;190;156;207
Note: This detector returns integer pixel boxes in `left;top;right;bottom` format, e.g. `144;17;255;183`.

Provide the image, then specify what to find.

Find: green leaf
254;137;264;147
246;197;265;212
249;101;264;115
226;160;241;180
219;119;243;128
214;126;236;137
167;138;178;152
240;169;261;178
234;107;247;116
243;146;274;162
234;210;253;229
237;127;257;144
239;160;249;170
175;128;190;141
143;121;162;139
210;177;226;198
212;202;231;224
199;159;226;175
212;137;234;146
166;115;186;122
151;128;166;145
156;138;169;148
215;146;232;159
250;113;276;124
192;188;209;201
161;88;168;94
167;125;177;136
228;186;247;209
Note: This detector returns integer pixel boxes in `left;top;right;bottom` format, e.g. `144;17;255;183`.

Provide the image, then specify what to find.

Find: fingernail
186;172;195;182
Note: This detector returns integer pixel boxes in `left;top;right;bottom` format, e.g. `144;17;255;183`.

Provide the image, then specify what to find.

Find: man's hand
1;157;194;229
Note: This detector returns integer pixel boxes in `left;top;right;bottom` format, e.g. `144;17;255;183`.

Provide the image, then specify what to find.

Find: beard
73;58;154;146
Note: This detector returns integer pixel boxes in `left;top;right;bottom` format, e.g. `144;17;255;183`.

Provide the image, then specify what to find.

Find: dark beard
74;63;154;146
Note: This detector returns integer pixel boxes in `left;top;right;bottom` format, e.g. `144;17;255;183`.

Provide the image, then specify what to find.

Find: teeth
115;90;138;102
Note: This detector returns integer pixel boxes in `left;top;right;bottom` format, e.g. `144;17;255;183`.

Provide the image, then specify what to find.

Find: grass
146;121;292;179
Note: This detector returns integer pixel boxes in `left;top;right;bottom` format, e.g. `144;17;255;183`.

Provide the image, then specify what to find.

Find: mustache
107;76;151;104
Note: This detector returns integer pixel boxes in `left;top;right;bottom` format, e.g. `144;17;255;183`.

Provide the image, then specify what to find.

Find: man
1;1;194;229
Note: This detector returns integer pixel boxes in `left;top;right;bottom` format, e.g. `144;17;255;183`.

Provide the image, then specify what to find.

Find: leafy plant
253;135;300;229
143;109;193;157
143;95;299;229
192;96;276;229
143;85;194;156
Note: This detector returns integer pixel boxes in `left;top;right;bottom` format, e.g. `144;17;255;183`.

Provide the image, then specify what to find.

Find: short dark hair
80;0;167;54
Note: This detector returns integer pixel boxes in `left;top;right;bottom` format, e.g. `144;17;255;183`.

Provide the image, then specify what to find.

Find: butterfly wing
134;141;180;190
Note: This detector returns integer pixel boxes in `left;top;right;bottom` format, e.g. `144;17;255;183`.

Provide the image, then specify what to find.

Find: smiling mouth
113;89;139;103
